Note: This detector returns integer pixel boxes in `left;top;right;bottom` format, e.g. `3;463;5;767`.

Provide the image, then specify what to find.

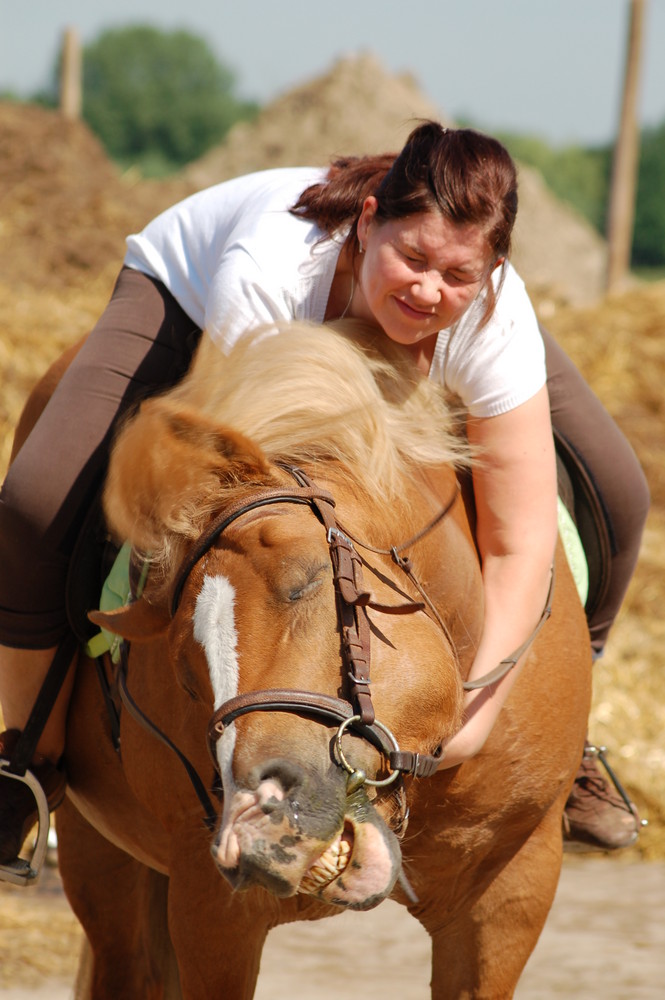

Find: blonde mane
169;319;467;494
104;320;469;585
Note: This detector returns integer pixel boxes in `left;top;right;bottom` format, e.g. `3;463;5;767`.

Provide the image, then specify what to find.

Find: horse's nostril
250;759;305;796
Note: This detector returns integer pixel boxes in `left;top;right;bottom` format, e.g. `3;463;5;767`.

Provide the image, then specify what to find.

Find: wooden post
60;27;82;120
606;0;647;294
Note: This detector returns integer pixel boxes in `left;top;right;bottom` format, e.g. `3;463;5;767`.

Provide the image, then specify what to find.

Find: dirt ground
1;856;664;998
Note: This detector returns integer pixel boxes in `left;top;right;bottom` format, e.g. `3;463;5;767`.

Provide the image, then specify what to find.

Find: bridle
171;465;458;791
115;463;553;836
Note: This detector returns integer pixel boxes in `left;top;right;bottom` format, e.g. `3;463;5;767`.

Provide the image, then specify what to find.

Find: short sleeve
204;248;294;352
430;264;546;417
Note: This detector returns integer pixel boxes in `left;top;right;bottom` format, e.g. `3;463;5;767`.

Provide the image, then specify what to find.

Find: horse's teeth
298;833;352;894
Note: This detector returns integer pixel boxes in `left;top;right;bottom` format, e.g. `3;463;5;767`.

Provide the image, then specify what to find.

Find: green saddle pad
557;496;588;605
85;542;145;662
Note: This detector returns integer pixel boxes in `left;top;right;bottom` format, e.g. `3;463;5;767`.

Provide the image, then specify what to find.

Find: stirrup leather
0;760;50;886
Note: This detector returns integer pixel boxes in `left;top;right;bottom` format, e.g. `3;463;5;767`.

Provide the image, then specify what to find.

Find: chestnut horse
22;321;590;998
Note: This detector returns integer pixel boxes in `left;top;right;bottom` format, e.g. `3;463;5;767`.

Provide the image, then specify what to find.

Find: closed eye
392;239;425;264
445;271;477;286
400;249;427;267
285;562;330;603
289;577;325;601
396;247;479;286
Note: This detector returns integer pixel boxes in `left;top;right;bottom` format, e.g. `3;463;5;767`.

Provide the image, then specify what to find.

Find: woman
0;122;648;867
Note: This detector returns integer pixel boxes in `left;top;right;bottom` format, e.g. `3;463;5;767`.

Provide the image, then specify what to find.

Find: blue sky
2;0;664;146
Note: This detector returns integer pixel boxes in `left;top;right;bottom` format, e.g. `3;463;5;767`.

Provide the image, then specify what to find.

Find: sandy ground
1;857;663;999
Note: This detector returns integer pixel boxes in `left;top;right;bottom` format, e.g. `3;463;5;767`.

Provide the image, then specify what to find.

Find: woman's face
354;197;497;347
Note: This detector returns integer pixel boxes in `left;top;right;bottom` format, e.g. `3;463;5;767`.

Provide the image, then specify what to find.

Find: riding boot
562;741;641;851
0;729;66;864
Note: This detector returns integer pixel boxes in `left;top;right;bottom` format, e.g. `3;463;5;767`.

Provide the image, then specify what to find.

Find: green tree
82;26;257;174
497;125;665;271
633;122;665;267
496;132;612;233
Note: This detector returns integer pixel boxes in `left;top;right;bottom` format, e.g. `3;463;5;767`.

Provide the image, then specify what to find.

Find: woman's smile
392;296;439;329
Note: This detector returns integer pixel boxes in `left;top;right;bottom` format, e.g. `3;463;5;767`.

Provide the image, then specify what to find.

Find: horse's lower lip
298;825;353;894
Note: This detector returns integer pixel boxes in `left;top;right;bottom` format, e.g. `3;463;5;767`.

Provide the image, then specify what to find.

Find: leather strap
312;500;375;726
209;690;382;751
461;566;555;691
6;630;78;776
389;749;442;778
207;689;443;779
116;645;218;829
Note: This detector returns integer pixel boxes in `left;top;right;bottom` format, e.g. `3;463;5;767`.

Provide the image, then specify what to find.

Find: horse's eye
288;576;324;602
286;562;329;602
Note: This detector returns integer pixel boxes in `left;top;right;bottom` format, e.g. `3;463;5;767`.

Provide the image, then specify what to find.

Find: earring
359;242;364;254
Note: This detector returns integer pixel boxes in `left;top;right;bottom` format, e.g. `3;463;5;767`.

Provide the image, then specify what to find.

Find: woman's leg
0;647;68;760
0;267;201;861
0;267;202;653
542;326;649;849
542;327;650;654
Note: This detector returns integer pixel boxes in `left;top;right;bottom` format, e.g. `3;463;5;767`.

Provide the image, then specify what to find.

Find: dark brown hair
291;120;518;324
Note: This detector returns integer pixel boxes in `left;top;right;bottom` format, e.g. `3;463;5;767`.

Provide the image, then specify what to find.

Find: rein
115;643;219;830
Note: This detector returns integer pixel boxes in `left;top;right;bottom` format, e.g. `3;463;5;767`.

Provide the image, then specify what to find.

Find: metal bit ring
334;714;401;788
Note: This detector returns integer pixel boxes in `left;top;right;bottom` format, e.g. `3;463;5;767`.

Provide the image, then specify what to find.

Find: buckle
327;525;353;548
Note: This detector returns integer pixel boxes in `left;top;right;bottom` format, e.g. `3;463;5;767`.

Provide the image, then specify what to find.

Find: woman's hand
438;385;558;770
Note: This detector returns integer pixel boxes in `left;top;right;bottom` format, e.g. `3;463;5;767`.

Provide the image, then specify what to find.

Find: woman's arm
438;385;558;769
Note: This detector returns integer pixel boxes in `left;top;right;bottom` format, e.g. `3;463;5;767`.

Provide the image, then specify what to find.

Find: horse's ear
89;600;170;641
103;398;271;553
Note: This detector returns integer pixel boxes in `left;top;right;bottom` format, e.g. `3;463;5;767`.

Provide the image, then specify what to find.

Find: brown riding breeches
0;267;650;652
0;268;202;647
542;329;649;654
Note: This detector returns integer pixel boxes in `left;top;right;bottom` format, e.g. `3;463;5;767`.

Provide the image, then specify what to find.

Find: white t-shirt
124;167;545;418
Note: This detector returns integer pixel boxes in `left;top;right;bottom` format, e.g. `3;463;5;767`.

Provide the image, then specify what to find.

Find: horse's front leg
167;825;273;1000
428;816;563;999
57;798;181;999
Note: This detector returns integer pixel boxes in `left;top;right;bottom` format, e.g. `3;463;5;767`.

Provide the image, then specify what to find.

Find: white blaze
193;574;239;783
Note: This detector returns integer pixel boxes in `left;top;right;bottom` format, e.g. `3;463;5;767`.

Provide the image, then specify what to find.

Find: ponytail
290;153;396;243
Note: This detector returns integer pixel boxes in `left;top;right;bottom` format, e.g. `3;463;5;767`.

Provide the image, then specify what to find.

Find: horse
15;320;591;998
